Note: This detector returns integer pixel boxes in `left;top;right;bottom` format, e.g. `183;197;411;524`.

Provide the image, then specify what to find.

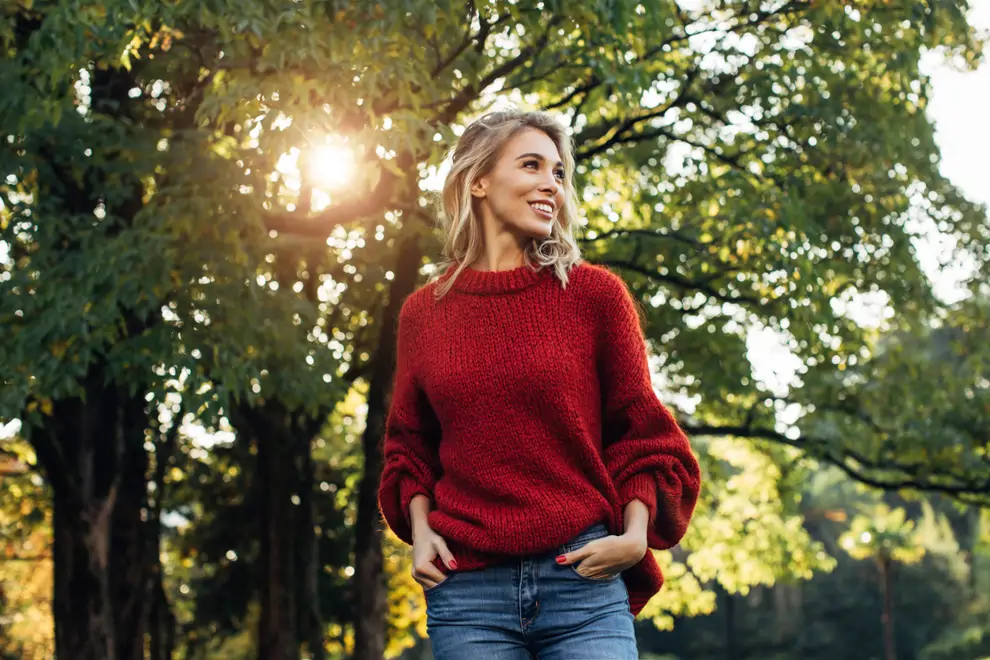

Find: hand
411;523;457;590
556;533;647;580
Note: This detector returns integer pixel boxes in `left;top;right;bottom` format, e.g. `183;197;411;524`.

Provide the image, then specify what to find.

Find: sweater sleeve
597;271;701;550
378;299;442;546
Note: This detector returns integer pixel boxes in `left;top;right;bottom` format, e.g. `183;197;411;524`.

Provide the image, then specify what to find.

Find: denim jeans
424;523;637;659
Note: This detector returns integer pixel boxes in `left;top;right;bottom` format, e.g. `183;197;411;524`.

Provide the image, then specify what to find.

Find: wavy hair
431;109;583;299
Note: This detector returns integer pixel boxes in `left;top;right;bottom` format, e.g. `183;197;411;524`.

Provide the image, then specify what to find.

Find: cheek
492;172;529;200
500;180;534;207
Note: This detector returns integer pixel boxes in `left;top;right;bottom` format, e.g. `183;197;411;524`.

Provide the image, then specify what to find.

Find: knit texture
377;261;702;616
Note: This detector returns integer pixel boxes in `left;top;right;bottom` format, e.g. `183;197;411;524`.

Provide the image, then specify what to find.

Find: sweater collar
442;261;550;295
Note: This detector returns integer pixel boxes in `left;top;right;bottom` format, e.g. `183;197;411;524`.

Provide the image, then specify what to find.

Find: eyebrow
515;153;565;168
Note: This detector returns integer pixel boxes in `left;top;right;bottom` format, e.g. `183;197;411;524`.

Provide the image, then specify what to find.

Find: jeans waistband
569;522;609;546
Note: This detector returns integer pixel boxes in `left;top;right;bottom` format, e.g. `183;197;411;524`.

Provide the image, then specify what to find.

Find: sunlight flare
307;143;355;190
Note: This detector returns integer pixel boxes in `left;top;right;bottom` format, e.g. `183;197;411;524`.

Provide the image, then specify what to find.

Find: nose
538;175;559;196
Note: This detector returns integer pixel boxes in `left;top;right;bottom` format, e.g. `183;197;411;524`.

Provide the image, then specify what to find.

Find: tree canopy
1;0;988;658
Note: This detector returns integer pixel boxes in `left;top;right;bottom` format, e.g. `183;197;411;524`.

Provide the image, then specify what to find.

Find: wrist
621;528;647;544
620;530;648;560
408;493;433;539
622;498;650;538
411;516;434;541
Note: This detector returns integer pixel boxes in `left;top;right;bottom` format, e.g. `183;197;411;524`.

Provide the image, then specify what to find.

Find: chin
519;221;554;240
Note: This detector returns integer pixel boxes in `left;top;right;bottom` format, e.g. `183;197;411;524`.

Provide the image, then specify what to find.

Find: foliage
160;398;358;656
796;295;990;506
635;474;977;660
920;509;990;660
0;434;52;660
1;0;989;656
641;437;835;629
840;503;926;564
0;0;344;439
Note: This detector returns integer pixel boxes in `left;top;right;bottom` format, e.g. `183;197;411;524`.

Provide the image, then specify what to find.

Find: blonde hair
432;109;583;298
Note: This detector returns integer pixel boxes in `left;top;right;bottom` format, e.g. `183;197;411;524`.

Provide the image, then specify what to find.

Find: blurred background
1;1;989;659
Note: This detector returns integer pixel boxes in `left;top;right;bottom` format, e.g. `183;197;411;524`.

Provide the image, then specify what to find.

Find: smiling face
470;127;566;242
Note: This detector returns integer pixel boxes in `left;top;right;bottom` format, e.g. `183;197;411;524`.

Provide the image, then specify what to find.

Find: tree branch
544;0;806;115
578;227;706;249
262;154;409;239
543;76;602;112
433;15;562;125
591;257;758;306
578;63;701;149
684;422;990;501
430;4;483;78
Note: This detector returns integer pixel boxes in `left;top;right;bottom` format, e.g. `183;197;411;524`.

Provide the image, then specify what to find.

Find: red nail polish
556;555;566;564
449;560;458;570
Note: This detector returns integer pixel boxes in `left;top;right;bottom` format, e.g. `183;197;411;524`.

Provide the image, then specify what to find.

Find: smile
529;202;554;219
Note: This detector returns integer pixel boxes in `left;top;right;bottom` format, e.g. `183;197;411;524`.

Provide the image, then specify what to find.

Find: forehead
503;127;562;161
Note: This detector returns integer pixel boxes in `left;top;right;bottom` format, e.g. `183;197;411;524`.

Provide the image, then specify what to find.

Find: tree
790;293;990;508
633;476;973;660
1;3;342;658
841;504;926;660
921;509;990;660
3;1;988;658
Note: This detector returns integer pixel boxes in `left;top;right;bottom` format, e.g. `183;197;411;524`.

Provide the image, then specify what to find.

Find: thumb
434;537;457;570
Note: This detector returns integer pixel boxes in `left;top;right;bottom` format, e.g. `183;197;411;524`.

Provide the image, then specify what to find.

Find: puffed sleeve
597;270;701;549
377;299;442;545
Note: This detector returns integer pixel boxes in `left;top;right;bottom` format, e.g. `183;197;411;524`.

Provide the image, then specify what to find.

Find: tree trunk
149;574;177;660
111;396;153;660
254;403;300;660
31;56;155;660
879;554;897;660
52;488;117;660
352;234;424;660
41;380;154;660
148;404;181;660
721;586;737;660
298;435;326;660
37;374;144;660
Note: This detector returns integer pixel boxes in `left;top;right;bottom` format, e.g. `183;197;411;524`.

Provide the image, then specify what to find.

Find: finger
434;538;458;570
577;561;614;579
556;544;593;566
414;562;447;584
417;575;446;590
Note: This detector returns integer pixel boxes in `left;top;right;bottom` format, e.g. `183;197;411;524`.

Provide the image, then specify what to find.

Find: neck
473;208;532;272
472;241;530;272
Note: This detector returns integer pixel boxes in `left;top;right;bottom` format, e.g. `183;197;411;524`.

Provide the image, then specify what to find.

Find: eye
554;169;565;180
523;160;540;170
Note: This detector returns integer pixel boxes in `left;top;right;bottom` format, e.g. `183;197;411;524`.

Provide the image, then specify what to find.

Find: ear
470;175;488;199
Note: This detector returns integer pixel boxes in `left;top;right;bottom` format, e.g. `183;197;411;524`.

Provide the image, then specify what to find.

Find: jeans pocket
558;523;620;583
559;523;609;556
423;571;458;595
567;562;622;583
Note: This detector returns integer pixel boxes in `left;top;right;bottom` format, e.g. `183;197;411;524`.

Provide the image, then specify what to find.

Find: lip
528;200;556;220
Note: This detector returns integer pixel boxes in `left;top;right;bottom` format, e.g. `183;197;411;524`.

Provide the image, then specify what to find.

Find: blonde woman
378;109;701;659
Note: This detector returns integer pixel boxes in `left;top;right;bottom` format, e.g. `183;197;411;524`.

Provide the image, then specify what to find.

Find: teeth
531;203;553;214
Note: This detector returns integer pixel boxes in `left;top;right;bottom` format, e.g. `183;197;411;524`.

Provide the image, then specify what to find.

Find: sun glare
308;144;354;190
273;140;356;210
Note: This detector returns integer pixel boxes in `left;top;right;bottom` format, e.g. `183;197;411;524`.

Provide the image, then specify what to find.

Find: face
471;127;566;241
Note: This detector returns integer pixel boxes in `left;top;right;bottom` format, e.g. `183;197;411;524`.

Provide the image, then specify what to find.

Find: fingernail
449;560;458;570
556;555;566;564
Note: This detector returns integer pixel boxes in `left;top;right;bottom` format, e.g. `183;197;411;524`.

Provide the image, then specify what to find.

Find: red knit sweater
377;261;701;616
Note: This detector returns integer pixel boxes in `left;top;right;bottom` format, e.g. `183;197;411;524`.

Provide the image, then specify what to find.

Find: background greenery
1;0;988;658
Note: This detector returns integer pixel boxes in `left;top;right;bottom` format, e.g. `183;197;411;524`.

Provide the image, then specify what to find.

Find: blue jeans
424;523;637;659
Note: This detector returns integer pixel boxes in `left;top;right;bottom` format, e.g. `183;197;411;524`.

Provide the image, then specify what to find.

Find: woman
378;109;701;659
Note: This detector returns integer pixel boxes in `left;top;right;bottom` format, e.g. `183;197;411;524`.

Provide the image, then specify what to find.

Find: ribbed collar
440;262;552;295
